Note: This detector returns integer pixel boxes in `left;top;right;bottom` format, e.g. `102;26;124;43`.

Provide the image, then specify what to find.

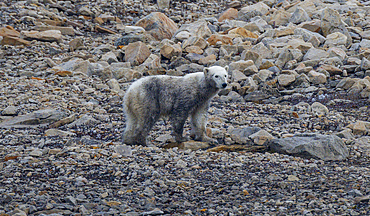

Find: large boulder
136;12;178;41
268;133;349;161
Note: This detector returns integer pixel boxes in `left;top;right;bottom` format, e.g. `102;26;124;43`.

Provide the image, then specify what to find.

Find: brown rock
94;17;105;25
298;20;321;33
38;19;64;26
0;26;20;37
34;26;75;36
125;41;151;66
199;54;217;65
185;46;203;54
95;26;117;34
218;8;238;22
182;36;208;50
69;37;84;52
21;30;62;42
160;43;182;59
207;34;233;46
228;27;258;39
0;36;30;46
317;64;342;76
136;12;178;40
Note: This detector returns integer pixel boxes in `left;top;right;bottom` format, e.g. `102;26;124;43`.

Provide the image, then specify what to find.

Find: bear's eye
215;75;219;78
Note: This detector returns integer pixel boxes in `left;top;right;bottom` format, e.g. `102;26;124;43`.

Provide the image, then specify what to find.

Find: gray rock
2;105;18;116
228;127;261;144
289;7;311;24
321;8;352;46
114;34;152;46
44;129;76;137
268;133;349;161
115;145;132;157
67;114;99;127
303;48;329;61
174;20;212;39
354;136;370;157
101;51;118;64
0;109;65;128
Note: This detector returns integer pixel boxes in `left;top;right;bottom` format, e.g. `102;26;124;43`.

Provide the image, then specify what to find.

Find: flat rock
44;129;76;137
34;25;75;35
0;36;30;46
0;109;66;128
21;30;62;42
268;133;349;161
163;141;211;151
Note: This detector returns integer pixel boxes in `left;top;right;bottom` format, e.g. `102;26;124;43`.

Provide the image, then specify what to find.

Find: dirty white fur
123;65;229;146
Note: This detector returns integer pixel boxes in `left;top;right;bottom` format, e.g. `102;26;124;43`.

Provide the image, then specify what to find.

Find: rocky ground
1;0;370;215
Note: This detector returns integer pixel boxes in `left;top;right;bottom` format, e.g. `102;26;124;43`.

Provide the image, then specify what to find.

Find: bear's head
204;66;229;89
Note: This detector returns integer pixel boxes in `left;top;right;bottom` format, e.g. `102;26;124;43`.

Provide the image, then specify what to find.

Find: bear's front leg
170;114;188;143
191;107;218;144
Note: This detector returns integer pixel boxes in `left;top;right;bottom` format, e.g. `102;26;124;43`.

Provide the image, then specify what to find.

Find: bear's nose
222;83;227;88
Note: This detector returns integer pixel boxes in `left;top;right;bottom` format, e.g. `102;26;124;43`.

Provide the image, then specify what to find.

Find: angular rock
289;7;311;24
324;32;347;48
239;2;270;15
354;136;370;157
101;51;118;64
136;12;178;40
228;127;261;144
69;37;84;51
160;40;182;59
229;60;254;72
268;133;349;161
174;20;212;39
0;25;20;37
114;34;152;46
228;27;258;39
218;8;238;22
199;54;216;65
0;36;30;46
207;34;233;46
269;9;291;26
278;74;296;87
249;129;275;145
308;70;327;85
125;41;151;66
303;48;329;61
2;106;19;116
182;36;208;50
321;8;352;46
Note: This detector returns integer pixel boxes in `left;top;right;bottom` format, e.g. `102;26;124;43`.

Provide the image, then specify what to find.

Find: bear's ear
224;66;229;71
203;68;209;76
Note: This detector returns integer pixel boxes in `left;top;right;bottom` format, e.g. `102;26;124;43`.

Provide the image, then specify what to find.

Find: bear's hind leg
137;112;160;145
123;109;140;145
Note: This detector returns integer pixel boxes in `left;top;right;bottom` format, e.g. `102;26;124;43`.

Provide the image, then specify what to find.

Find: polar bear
123;65;229;146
